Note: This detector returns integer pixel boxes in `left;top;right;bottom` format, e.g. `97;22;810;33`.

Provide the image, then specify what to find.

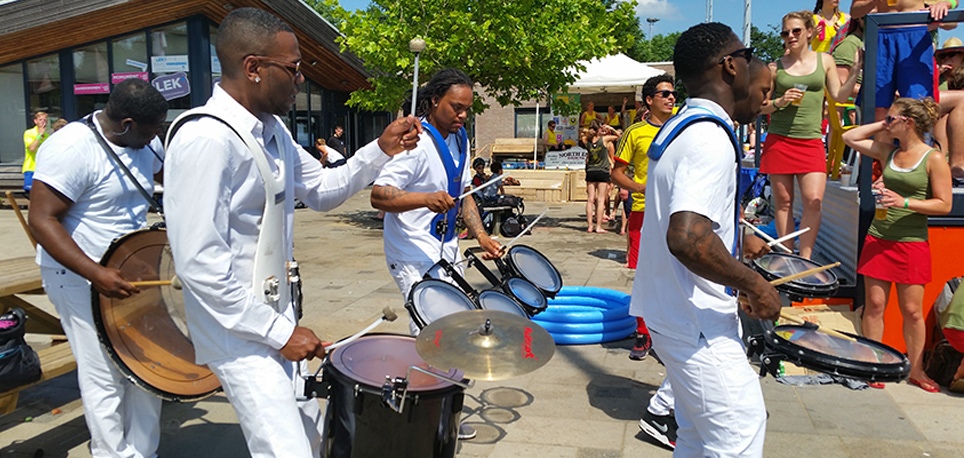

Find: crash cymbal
416;310;554;381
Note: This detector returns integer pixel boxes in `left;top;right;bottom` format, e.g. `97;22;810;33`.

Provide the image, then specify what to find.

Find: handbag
0;308;42;392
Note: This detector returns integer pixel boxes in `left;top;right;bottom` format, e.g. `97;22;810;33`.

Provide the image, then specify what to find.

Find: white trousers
386;257;463;335
648;378;675;417
42;267;162;458
649;330;766;458
209;353;324;458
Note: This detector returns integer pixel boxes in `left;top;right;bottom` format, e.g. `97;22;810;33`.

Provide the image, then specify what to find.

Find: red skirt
760;134;827;175
856;234;932;285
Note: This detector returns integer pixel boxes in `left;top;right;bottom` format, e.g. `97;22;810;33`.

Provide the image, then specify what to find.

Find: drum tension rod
746;334;783;379
381;365;473;414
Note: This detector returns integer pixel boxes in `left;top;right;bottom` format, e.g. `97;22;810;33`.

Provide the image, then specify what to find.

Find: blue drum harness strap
647;106;743;295
422;123;469;244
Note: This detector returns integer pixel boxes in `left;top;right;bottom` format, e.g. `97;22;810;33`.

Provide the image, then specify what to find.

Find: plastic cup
873;190;888;220
791;84;807;106
887;0;898;5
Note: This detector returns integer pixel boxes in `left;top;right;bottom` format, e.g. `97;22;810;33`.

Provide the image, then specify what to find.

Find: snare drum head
505;277;547;312
753;253;838;296
408;279;477;328
767;325;910;382
506;245;562;295
477;291;528;317
329;334;462;391
93;228;221;402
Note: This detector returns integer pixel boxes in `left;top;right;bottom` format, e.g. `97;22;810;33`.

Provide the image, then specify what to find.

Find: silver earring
255;76;261;83
434;103;438;107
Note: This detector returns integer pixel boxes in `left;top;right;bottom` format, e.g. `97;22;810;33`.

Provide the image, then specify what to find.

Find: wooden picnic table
0;255;63;335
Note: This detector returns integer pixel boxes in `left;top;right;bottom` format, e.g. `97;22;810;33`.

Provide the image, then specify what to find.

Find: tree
750;24;784;65
315;0;638;114
627;31;680;64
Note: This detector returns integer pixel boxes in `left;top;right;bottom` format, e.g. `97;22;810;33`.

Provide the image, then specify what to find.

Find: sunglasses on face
780;28;804;38
253;56;302;78
653;90;678;99
718;47;755;65
884;115;908;124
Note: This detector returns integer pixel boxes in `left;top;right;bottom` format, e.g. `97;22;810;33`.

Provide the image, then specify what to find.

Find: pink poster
73;83;110;95
111;72;149;84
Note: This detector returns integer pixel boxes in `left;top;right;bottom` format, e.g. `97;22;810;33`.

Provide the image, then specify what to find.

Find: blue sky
334;1;964;47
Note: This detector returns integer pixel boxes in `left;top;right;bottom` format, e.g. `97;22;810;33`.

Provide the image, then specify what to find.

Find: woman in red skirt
843;97;953;392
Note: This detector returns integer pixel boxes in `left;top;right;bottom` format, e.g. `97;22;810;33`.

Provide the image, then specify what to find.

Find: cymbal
416;310;555;381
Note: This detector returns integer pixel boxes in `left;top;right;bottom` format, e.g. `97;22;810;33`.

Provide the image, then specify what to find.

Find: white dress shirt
164;85;390;364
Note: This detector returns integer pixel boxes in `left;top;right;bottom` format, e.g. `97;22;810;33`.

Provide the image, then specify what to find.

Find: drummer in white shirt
163;7;421;458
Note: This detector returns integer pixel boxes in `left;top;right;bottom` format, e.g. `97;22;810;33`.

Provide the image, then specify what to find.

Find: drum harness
85;115;164;216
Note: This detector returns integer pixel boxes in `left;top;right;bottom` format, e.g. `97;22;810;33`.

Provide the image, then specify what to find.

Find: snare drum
501;277;547;316
757;324;911;382
752;253;838;299
476;290;528;317
323;334;464;458
497;245;563;298
406;279;477;329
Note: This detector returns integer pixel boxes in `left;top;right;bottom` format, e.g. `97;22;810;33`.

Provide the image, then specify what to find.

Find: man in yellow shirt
23;111;49;193
612;73;676;361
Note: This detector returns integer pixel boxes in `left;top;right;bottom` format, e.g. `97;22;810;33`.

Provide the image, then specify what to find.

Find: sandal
949;378;964;394
867;382;885;389
908;378;940;393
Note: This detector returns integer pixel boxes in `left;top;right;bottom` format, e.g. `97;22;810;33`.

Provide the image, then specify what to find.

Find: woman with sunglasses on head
582;120;620;233
759;10;861;259
843;97;953;392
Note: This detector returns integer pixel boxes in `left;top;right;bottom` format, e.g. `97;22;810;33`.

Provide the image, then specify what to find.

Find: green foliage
316;0;638;113
750;24;785;64
627;32;680;64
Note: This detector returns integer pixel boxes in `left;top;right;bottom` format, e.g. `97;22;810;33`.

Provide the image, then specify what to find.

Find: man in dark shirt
327;125;347;157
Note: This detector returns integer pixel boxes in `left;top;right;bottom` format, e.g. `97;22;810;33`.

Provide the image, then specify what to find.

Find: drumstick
6;191;36;249
779;311;856;342
409;38;426;117
458;172;511;201
502;208;549;249
740;218;792;254
768;227;811;248
130;275;182;290
769;262;840;287
325;306;399;351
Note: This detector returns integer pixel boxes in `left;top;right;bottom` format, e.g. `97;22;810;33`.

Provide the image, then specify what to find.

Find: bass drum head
765;325;910;382
477;291;529;318
504;277;547;316
328;334;463;391
93;227;221;402
407;279;477;329
753;253;838;298
505;245;562;297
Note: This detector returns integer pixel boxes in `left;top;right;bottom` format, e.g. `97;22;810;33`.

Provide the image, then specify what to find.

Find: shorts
586;171;610;183
875;25;939;108
945;328;964;354
856;234;931;285
759;134;827;175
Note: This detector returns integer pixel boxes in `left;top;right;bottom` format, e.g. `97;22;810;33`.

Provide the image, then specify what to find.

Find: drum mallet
409;38;426;116
740;218;793;254
778;311;855;342
325;306;399;351
502;208;549;249
131;275;182;290
457;172;511;201
768;227;811;249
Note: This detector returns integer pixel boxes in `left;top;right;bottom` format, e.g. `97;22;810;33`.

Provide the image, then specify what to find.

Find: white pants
648;378;674;417
386;257;463;335
649;330;766;458
42;267;162;458
209;353;324;458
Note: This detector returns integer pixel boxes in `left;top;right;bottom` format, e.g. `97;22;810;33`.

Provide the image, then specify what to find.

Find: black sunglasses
718;47;755;65
653;90;678;99
884;115;908;124
780;28;804;38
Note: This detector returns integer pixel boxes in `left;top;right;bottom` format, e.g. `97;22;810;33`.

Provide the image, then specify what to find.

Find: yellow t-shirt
580;111;598;127
614;120;661;212
545;128;559;145
604;113;620;127
811;12;850;53
22;126;48;173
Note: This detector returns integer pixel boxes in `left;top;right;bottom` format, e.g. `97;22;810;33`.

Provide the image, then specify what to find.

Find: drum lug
381;376;410;414
263;276;281;303
303;373;328;399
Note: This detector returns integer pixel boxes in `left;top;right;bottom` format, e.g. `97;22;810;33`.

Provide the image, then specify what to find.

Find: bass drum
323;334;464;458
92;227;221;401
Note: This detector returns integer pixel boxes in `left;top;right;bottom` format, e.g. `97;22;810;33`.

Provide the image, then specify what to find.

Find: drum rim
477;290;529;317
753;253;839;295
503;277;547;312
327;333;465;393
505;245;563;294
407;279;478;329
93;227;221;402
765;325;911;382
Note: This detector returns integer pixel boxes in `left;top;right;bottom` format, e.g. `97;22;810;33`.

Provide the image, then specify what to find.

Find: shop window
0;63;26;164
74;42;110;118
150;22;191;117
111;32;149;82
210;25;221;88
514;108;553;140
26;54;62;128
293;81;310;145
308;80;324;143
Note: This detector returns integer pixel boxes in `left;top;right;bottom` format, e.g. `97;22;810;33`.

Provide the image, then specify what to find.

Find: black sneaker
638;410;677;450
629;334;651;361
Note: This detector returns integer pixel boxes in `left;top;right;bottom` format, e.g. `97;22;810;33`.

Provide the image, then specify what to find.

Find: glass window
0;63;27;164
111;32;149;79
210;24;221;86
73;41;110;118
293;81;310;146
26;53;62;126
309;81;323;142
515;108;552;139
150;22;191;117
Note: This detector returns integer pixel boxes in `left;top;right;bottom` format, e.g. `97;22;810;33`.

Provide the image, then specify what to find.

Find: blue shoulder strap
422;123;468;242
647;107;744;295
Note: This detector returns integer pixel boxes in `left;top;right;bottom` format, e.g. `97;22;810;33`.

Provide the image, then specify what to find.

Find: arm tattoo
666;212;760;292
372;185;407;201
461;198;487;237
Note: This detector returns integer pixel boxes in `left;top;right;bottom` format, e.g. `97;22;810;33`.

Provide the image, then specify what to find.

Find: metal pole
706;0;713;22
743;0;752;46
646;17;660;41
534;101;540;167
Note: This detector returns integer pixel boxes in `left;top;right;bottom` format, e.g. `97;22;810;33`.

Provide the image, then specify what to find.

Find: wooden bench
0;341;76;415
489;138;547;162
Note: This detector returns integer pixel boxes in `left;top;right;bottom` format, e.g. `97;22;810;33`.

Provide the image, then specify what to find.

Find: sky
335;0;964;46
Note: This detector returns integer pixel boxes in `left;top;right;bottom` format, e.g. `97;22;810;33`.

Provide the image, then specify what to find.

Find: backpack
0;308;43;392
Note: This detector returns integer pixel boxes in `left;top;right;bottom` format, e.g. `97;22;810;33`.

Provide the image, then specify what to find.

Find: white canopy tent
566;53;665;95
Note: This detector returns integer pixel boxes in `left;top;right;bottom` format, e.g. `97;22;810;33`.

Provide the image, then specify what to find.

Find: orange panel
879;226;964;353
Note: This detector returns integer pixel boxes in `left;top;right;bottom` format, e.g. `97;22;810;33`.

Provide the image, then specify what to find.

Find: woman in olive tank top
582;120;621;233
843;97;953;392
758;10;861;259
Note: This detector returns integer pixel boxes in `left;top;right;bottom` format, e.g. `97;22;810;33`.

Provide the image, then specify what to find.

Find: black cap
473;157;486;168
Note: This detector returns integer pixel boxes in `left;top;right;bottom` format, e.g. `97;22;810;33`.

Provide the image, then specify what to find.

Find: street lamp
646;17;660;41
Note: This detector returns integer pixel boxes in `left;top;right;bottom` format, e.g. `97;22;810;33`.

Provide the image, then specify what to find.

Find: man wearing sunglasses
632;23;780;457
163;7;421;458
